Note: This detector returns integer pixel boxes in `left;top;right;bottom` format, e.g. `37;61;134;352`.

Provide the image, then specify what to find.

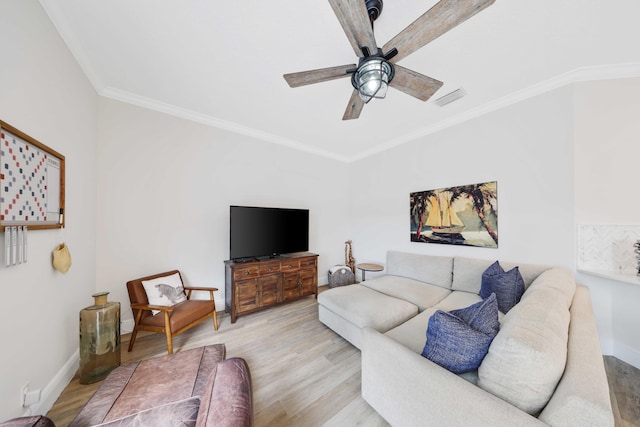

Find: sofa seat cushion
385;291;492;355
318;285;418;333
431;290;483;313
361;275;451;311
478;272;572;415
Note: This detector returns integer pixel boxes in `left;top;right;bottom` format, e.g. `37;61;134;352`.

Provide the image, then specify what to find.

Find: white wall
348;87;575;269
0;0;98;420
96;98;350;332
347;78;640;368
574;77;640;366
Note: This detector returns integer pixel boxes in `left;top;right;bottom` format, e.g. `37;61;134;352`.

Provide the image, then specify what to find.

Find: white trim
613;340;640;370
23;349;79;417
101;62;640;164
99;87;352;163
38;0;105;93
35;5;640;165
350;62;640;162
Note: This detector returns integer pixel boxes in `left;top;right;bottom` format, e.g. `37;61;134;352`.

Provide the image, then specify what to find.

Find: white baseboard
23;349;79;417
614;341;640;370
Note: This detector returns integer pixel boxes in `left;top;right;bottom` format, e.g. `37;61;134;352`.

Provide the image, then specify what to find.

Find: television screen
230;206;309;260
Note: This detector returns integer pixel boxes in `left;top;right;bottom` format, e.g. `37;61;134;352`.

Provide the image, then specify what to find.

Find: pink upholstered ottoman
69;344;252;426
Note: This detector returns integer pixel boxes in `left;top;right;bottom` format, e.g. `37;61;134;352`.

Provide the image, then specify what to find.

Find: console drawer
234;266;259;280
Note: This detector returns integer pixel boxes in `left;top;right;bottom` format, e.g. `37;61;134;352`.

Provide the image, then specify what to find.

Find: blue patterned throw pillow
422;294;500;374
480;261;525;313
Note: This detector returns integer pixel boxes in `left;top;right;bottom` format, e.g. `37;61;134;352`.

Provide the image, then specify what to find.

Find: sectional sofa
318;251;613;426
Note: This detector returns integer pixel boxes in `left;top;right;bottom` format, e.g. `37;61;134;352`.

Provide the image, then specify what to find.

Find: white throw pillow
142;272;187;314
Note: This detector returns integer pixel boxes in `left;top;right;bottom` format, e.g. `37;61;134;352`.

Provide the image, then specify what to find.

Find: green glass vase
78;292;121;384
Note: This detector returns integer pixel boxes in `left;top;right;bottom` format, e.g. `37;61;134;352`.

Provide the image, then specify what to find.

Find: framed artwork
1;120;65;231
410;181;498;248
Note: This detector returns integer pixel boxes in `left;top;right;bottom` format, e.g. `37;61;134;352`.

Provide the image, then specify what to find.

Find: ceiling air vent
435;88;466;107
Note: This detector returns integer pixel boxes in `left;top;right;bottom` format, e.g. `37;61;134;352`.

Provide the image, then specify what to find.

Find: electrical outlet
24;389;41;406
21;383;41;407
21;383;29;407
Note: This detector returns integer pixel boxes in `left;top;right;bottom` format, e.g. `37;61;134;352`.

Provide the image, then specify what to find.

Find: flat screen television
229;205;309;261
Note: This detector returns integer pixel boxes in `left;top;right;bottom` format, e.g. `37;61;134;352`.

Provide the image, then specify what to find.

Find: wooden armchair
126;270;219;354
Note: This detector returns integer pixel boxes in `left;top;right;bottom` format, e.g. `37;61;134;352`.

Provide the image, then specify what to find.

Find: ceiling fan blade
342;89;365;120
383;0;495;63
328;0;377;57
390;65;444;102
284;64;356;88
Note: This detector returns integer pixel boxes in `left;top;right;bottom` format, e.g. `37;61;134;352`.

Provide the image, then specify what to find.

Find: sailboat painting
410;181;498;248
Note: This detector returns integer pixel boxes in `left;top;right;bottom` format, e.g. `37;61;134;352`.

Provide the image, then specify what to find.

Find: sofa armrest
538;285;614;426
361;327;546;427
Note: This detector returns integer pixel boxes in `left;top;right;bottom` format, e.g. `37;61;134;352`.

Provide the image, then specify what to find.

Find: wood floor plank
47;290;637;426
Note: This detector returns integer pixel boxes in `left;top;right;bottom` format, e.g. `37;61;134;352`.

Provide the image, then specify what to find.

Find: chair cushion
141;299;216;331
142;272;187;314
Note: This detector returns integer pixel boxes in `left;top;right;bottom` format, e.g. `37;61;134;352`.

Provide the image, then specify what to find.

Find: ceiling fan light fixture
352;57;394;103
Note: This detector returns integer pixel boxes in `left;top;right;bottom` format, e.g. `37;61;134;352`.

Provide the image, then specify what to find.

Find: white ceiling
40;0;640;162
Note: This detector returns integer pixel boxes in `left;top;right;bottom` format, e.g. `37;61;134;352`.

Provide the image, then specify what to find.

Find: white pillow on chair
142;272;187;315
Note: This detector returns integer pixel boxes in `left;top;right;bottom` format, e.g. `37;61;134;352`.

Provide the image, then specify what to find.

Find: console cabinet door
300;268;317;296
235;278;259;313
258;274;280;306
282;271;301;301
299;257;318;296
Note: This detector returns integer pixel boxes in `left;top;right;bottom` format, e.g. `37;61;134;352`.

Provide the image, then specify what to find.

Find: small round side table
357;263;384;282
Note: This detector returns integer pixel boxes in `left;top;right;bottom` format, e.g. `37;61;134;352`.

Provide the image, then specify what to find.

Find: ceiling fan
283;0;495;120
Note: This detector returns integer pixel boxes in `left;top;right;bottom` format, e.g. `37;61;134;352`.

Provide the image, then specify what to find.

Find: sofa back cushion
387;251;453;289
477;268;574;415
451;257;549;294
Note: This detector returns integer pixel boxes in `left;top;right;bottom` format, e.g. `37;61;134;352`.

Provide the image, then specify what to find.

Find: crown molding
349;62;640;162
102;63;640;164
38;0;640;163
99;86;351;163
39;0;105;93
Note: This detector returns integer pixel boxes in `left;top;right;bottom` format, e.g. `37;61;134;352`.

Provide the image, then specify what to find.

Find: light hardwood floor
48;290;639;426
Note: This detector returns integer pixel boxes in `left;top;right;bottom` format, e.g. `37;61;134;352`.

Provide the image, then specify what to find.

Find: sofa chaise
318;250;613;426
